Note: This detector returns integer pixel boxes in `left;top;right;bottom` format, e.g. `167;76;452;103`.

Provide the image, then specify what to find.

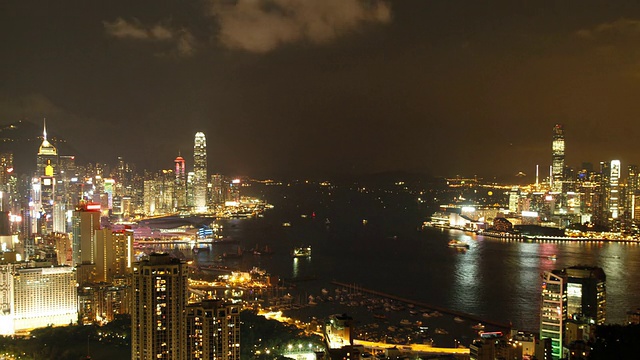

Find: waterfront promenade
331;281;512;330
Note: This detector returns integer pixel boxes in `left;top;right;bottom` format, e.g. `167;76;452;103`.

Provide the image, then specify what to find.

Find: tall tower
193;132;207;212
37;119;59;177
35;120;60;234
132;253;187;360
551;124;565;193
609;160;621;230
71;202;101;284
174;154;186;210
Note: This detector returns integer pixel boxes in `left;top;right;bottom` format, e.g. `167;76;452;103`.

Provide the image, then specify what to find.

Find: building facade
132;253;188;360
186;300;241;360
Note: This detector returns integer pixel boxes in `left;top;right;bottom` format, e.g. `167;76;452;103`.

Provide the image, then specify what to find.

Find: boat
261;245;274;255
292;246;311;258
282;222;292;227
435;328;448;335
448;240;470;249
400;319;412;326
373;313;387;320
454;317;464;323
472;323;485;330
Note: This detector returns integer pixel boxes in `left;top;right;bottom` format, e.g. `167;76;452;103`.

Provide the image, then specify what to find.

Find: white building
0;265;77;335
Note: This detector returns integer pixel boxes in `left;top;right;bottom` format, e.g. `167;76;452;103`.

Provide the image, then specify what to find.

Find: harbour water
180;184;640;332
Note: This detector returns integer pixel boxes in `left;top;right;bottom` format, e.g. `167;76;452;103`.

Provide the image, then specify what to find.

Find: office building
563;265;606;325
132;253;187;360
186;300;241;360
540;266;606;360
175;154;187;210
540;271;566;360
71;202;102;285
193;132;207;212
552;124;565;193
94;229;133;283
37;120;58;177
610;160;621;230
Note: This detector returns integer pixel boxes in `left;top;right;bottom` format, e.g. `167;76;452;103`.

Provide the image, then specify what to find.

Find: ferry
448;239;470;249
292;246;312;258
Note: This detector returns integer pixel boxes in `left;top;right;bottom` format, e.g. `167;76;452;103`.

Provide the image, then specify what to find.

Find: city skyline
3;1;640;178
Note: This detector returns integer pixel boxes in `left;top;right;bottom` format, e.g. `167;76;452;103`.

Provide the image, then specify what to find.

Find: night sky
2;1;640;179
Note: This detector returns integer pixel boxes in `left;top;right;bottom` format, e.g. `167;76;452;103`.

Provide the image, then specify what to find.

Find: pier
331;281;511;330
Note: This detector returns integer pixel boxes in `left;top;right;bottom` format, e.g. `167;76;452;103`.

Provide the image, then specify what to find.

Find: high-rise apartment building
193;132;207;213
186;300;241;360
551;124;565;193
132;253;188;360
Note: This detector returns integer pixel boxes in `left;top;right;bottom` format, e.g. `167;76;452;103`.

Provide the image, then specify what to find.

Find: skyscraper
35;120;59;234
551;124;565;193
193;132;207;212
174;154;187;210
71;202;101;284
610;160;621;230
564;265;606;325
540;266;606;360
37;120;58;177
540;271;566;360
132;253;187;360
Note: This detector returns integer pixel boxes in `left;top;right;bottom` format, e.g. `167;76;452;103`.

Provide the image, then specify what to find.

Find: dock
331;281;511;330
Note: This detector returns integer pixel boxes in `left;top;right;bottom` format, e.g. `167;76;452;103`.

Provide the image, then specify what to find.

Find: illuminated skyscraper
540;271;566;360
564;266;606;325
71;202;101;283
551;124;565;193
174;154;186;210
610;160;621;230
37;120;58;177
132;253;187;360
193;132;207;212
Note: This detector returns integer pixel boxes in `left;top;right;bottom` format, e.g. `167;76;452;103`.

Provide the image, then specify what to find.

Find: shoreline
425;224;640;244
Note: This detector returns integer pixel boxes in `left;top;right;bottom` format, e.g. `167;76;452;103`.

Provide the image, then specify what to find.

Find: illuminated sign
86;204;101;211
521;211;539;217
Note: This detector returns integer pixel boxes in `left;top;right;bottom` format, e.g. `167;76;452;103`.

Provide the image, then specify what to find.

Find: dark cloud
103;17;196;56
2;1;640;178
207;0;391;53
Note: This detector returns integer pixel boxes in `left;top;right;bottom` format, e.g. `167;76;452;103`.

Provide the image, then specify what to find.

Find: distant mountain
0;120;81;176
